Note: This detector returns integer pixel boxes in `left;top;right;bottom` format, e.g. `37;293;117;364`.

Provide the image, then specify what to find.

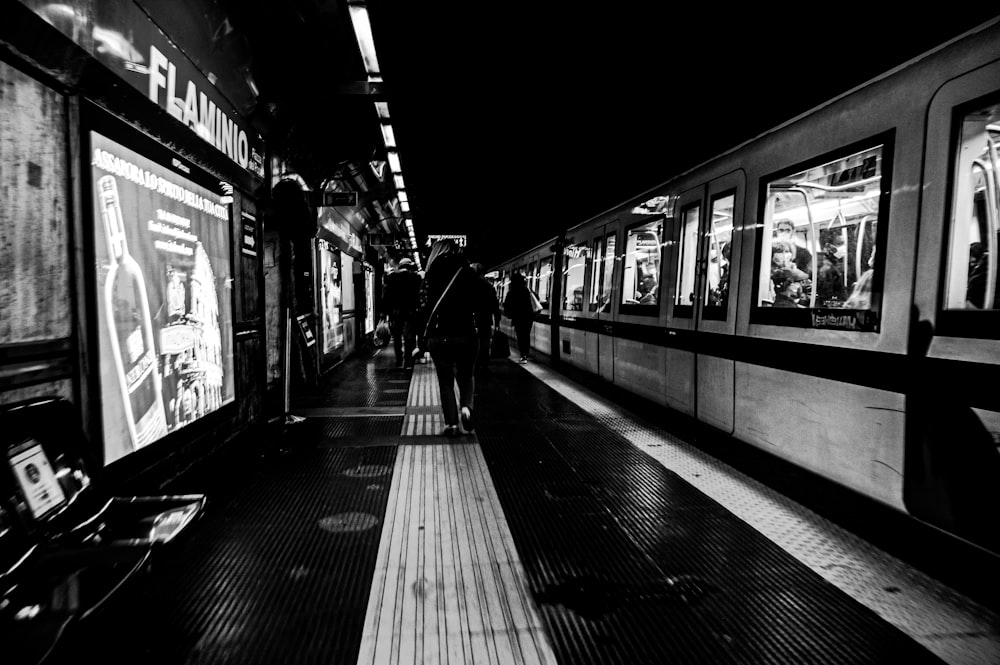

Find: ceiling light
380;123;396;149
348;4;380;77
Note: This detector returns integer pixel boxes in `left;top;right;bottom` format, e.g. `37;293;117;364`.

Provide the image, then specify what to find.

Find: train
490;16;1000;558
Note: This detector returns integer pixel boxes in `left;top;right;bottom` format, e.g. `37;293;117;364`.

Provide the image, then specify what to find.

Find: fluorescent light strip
348;5;380;77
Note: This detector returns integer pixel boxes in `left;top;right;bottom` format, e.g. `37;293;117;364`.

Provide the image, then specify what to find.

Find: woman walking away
503;272;536;364
421;239;486;437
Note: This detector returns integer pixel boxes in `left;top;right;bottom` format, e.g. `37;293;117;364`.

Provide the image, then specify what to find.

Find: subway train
491;16;1000;558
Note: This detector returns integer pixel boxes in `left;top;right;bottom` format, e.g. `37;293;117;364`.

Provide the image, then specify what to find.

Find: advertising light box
90;131;235;465
319;240;344;354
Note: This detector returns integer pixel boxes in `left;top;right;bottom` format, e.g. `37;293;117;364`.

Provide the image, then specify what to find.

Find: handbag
490;328;510;359
528;289;544;314
374;317;391;347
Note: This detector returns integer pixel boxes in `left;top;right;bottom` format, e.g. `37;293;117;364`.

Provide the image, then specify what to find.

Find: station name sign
91;0;265;180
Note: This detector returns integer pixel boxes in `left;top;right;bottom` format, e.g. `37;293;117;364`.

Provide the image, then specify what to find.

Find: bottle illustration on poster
98;175;169;451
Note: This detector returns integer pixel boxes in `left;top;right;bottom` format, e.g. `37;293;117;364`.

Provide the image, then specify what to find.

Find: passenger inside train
774;218;813;275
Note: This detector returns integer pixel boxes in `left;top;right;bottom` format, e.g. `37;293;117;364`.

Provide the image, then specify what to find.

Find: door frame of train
669;171;745;431
914;57;1000;362
592;221;620;382
906;56;1000;553
694;171;745;433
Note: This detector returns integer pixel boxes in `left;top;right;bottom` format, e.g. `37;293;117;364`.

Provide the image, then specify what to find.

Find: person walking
503;272;537;364
381;257;422;368
420;239;486;437
469;262;501;377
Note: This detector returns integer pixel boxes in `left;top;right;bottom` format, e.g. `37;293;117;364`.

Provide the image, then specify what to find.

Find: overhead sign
426;234;467;248
316;191;358;207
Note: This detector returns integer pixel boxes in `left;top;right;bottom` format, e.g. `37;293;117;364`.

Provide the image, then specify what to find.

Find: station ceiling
217;1;1000;267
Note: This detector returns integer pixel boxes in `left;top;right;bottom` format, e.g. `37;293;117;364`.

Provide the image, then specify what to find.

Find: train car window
562;243;588;311
704;193;735;311
675;203;700;308
620;219;663;312
527;261;539;299
754;141;890;331
588;237;605;312
499;269;509;304
538;257;553;307
944;98;1000;313
599;231;616;313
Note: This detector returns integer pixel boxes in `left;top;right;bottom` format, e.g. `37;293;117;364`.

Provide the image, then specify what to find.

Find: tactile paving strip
474;362;949;665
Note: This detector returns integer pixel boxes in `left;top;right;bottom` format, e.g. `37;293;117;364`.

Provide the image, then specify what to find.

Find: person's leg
428;338;459;429
390;317;404;366
402;316;417;367
454;337;478;431
476;334;491;373
455;337;477;412
515;321;531;359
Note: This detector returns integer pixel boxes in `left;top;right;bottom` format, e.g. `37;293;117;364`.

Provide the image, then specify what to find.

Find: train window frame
701;189;736;322
561;242;589;312
526;260;539;299
619;217;664;316
936;90;1000;339
673;202;700;319
588;235;605;312
749;131;895;332
537;255;553;308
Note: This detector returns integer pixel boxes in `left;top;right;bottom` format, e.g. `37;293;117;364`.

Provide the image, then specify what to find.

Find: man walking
382;257;422;368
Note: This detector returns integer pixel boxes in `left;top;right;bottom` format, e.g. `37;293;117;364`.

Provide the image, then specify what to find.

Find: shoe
439;425;459;438
460;407;474;433
518;357;528;364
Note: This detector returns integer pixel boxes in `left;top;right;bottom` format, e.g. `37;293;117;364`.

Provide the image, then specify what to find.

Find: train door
591;222;619;382
665;187;702;415
910;61;1000;555
694;172;745;433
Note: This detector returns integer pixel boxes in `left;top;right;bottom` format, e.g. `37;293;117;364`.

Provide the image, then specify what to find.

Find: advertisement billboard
364;263;375;335
319;240;344;354
90;131;235;465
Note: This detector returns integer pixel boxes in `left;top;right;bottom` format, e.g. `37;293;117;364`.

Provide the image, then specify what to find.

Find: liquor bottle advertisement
90;131;235;465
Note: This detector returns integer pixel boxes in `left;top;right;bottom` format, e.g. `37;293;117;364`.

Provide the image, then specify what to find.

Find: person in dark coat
469;262;502;375
420;239;487;437
381;257;423;368
503;272;536;363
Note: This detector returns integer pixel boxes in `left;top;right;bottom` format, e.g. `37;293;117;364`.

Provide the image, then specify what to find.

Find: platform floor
48;345;1000;665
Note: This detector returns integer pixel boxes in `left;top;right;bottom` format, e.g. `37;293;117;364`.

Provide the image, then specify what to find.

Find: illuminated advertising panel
364;264;376;334
319;240;344;354
90;131;235;465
